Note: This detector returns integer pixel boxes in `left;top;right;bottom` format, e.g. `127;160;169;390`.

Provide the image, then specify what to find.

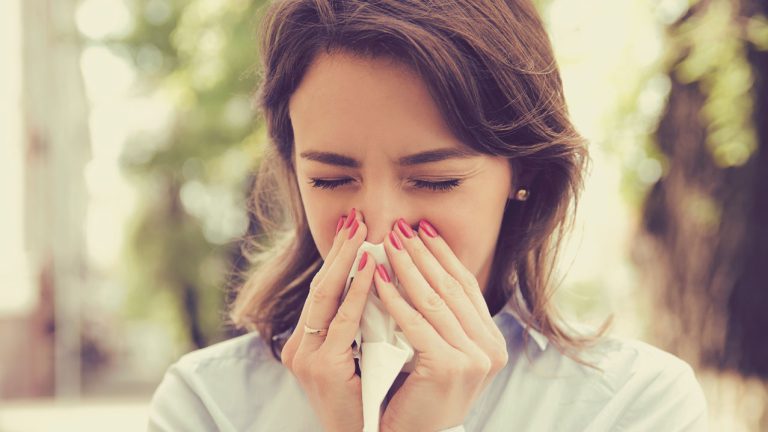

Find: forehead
288;52;466;155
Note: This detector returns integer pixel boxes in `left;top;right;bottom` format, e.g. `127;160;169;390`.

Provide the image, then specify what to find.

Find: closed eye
410;179;462;191
308;178;462;192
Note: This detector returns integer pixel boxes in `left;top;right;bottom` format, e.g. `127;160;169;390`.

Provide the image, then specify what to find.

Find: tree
117;0;268;350
634;0;768;380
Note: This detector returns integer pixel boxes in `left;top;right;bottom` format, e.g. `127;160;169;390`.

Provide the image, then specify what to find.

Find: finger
373;263;453;354
416;220;509;382
283;212;351;358
393;218;497;350
383;226;474;352
314;212;354;286
322;252;376;354
299;209;368;353
416;219;499;334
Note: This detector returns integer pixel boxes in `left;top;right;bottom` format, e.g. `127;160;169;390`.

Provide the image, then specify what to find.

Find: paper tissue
342;240;418;432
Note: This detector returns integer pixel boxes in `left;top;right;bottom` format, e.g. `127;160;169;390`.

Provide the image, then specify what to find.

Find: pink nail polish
336;216;345;234
419;219;438;238
358;252;368;270
376;264;391;282
348;219;360;239
396;218;414;239
345;208;357;228
389;231;403;250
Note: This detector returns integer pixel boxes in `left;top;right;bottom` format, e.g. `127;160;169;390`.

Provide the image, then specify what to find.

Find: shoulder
493;311;708;431
558;330;709;430
148;332;289;431
582;334;701;393
169;331;285;393
173;330;277;370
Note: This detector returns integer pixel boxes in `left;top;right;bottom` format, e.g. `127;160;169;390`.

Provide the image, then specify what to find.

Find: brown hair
228;0;611;366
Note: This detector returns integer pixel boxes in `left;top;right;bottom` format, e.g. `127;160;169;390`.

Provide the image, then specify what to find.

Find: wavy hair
228;0;611;366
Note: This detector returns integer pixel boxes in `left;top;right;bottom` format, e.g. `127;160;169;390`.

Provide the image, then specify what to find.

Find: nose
360;209;398;245
356;190;415;245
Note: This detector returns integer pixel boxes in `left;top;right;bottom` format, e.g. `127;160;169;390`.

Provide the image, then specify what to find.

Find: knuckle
458;271;480;291
311;283;332;304
309;274;322;291
280;334;301;368
423;291;446;312
491;326;507;345
449;268;480;289
436;357;470;381
440;275;464;299
490;349;509;372
291;355;310;379
405;309;426;328
280;347;295;369
334;304;357;326
488;346;509;371
456;355;491;382
430;351;494;388
473;355;493;376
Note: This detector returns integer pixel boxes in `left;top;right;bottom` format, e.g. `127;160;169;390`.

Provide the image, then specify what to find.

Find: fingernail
376;264;391;282
344;208;357;228
358;252;368;271
396;218;414;239
418;219;438;238
389;231;403;250
336;216;346;234
348;219;360;239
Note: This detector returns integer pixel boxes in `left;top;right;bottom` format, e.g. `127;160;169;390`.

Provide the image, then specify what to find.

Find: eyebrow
299;147;478;168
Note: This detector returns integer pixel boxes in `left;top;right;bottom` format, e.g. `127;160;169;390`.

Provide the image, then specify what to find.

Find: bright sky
0;0;34;316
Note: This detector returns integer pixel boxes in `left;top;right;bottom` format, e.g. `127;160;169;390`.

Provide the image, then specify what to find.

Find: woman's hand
280;208;376;432
375;218;509;432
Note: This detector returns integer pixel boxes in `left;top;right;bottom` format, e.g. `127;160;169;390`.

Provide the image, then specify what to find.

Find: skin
289;52;514;293
280;51;513;431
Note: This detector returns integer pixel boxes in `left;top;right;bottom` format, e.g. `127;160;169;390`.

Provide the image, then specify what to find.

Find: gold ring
303;325;329;336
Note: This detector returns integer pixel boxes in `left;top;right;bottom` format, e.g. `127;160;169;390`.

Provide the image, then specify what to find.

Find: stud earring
514;188;530;201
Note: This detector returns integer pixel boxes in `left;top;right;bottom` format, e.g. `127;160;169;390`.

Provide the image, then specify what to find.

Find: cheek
427;214;482;273
313;220;334;260
443;232;487;277
301;192;343;260
427;199;504;277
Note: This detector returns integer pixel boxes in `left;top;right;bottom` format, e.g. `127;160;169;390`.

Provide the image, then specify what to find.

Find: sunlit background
2;0;767;430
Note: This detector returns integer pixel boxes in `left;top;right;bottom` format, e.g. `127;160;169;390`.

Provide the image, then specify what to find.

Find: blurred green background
1;0;766;430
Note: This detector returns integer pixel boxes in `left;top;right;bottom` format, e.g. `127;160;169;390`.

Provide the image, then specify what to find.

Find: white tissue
342;241;418;432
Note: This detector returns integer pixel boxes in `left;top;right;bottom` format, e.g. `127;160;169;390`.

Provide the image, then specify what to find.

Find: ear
507;159;540;199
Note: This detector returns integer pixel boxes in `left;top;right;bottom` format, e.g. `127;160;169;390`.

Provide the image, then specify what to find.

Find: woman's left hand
374;218;509;432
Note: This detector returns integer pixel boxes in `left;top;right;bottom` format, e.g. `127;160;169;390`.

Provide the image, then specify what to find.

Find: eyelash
308;178;462;192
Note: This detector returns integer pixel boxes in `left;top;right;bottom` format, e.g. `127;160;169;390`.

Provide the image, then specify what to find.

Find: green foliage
669;0;760;167
110;0;764;351
116;0;268;349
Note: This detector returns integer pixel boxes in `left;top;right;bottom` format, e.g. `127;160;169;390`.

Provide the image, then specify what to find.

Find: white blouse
147;304;708;431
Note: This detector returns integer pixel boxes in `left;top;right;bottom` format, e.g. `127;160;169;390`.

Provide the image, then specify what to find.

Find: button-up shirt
148;304;708;431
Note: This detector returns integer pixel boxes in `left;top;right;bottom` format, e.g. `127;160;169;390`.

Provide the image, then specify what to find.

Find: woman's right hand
280;208;375;432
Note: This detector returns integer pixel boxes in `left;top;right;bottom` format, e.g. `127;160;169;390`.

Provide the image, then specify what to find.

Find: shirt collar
494;288;549;351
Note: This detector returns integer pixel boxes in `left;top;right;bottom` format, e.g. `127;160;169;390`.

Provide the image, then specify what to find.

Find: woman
148;0;708;431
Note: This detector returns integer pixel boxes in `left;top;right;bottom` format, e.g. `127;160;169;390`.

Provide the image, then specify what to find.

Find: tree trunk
634;0;768;378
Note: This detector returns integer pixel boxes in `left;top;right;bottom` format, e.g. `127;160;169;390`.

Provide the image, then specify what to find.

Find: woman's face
289;52;513;293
